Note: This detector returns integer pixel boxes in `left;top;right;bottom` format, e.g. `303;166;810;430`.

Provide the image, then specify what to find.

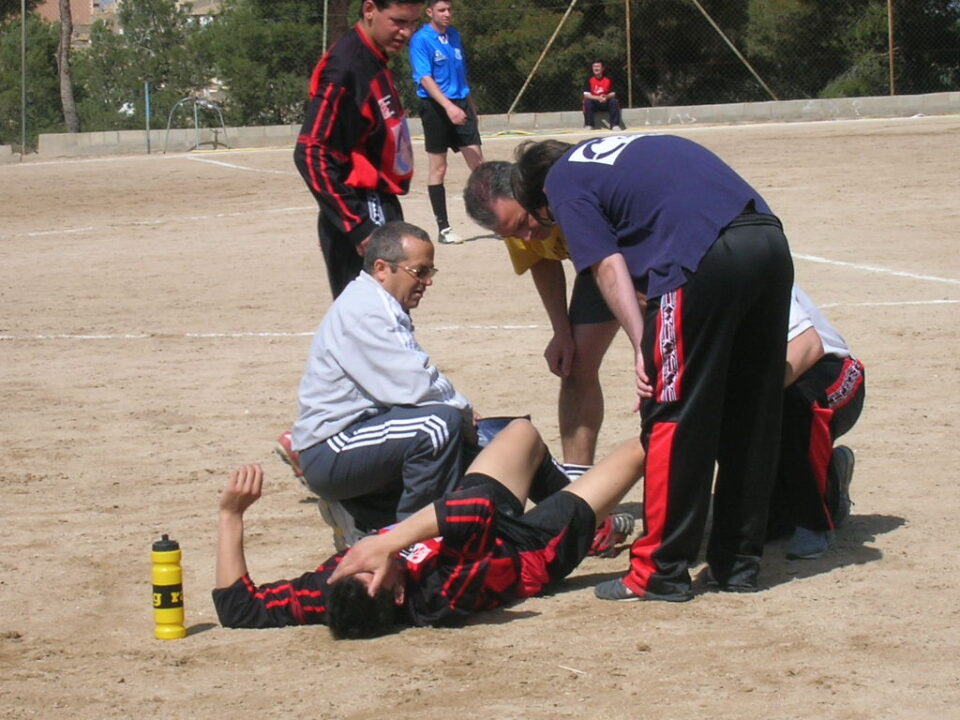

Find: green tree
746;0;960;99
747;0;881;99
0;0;39;24
204;0;324;126
457;0;759;113
0;13;61;148
457;0;602;113
889;0;960;94
72;0;211;131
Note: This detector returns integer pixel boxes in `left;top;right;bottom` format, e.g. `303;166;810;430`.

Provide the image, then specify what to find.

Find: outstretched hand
219;463;263;516
328;533;396;597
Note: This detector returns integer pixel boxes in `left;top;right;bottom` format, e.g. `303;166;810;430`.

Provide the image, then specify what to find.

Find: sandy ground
2;116;959;719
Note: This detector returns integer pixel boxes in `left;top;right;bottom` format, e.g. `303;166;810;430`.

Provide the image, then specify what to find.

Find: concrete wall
34;91;960;159
0;144;16;164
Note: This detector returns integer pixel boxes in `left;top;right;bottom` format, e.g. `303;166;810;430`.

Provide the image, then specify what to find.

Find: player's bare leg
459;144;484;172
563;437;645;523
427;151;449;185
559;320;619;466
465;418;545;504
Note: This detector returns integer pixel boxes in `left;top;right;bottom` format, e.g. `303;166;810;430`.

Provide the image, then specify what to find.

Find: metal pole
144;82;152;154
194;99;200;151
689;0;778;101
887;0;896;95
322;0;329;54
20;0;26;159
625;0;632;108
507;0;579;116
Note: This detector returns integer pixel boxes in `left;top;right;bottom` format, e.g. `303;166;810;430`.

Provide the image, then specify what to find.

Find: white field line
794;253;960;286
184;155;298;175
1;302;957;342
1;205;314;240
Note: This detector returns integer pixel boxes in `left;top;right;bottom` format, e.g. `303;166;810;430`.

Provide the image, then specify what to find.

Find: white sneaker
317;497;365;552
438;227;464;244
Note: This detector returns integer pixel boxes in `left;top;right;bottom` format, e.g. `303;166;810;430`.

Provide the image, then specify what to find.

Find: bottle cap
152;534;180;552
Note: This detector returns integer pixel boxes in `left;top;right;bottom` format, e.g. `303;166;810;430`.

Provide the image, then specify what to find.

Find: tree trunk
57;0;80;133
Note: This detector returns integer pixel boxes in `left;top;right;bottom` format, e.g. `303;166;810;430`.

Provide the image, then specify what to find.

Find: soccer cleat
588;512;635;557
597;576;695;602
594;577;640;601
829;445;856;527
317;497;365;553
274;430;306;486
786;526;833;560
438;227;464;244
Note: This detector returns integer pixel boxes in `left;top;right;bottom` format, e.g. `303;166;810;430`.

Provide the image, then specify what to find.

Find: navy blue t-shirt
544;134;772;297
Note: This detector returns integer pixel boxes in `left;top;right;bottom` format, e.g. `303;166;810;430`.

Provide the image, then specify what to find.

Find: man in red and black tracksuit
213;420;644;635
294;0;423;298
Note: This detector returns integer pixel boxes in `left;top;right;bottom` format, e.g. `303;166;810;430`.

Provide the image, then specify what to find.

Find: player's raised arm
215;464;263;589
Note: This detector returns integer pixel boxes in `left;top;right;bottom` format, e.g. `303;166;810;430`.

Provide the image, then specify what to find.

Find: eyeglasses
394;264;439;281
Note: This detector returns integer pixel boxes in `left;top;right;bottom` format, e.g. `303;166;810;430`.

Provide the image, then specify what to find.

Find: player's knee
425;405;467;441
497;417;540;446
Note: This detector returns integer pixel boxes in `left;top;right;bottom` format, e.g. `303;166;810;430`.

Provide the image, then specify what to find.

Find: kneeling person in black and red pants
769;285;866;559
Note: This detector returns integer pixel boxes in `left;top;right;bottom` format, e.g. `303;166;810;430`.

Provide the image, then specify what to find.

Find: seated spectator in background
582;61;626;130
214;419;643;638
275;221;476;551
770;285;866;559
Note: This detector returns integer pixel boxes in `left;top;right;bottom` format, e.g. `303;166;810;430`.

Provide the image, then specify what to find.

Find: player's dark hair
425;0;450;7
364;221;432;273
463;161;515;231
327;576;398;640
512;140;572;223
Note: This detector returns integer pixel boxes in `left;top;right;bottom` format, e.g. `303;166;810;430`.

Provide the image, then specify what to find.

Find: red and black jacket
294;24;414;248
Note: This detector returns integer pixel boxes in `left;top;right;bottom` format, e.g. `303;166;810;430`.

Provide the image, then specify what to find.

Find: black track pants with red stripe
768;355;866;536
625;214;794;599
319;191;403;298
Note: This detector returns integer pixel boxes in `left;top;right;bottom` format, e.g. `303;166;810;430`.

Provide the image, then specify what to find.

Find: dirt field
2;115;959;719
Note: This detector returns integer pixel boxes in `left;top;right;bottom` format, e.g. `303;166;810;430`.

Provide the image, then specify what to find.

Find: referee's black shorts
419;97;482;154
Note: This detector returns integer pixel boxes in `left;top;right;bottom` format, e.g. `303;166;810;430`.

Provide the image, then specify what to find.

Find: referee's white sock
562;463;592;481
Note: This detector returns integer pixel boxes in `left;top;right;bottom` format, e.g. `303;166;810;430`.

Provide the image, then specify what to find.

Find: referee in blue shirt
410;0;483;244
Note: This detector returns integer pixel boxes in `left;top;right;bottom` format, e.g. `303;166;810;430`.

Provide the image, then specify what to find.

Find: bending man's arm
329;501;442;595
784;326;824;387
593;254;653;408
530;259;575;377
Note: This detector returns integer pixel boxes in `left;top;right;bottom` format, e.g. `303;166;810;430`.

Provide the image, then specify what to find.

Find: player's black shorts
569;268;616;325
419;97;482;154
457;473;596;588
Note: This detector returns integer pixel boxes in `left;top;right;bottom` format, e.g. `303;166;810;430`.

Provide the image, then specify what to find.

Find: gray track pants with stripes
298;404;470;532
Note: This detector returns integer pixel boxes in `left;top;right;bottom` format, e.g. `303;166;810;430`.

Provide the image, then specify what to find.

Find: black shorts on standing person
419;97;481;154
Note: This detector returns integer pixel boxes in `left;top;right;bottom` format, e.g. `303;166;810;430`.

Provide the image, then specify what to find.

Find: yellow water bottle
152;534;186;639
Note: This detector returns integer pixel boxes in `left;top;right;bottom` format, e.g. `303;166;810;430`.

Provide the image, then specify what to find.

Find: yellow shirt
503;226;570;274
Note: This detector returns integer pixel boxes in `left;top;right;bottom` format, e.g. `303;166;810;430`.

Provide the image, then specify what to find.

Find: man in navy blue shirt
410;0;483;244
513;135;794;602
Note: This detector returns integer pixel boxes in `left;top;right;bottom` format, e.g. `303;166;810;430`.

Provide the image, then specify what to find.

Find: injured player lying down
213;418;643;639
